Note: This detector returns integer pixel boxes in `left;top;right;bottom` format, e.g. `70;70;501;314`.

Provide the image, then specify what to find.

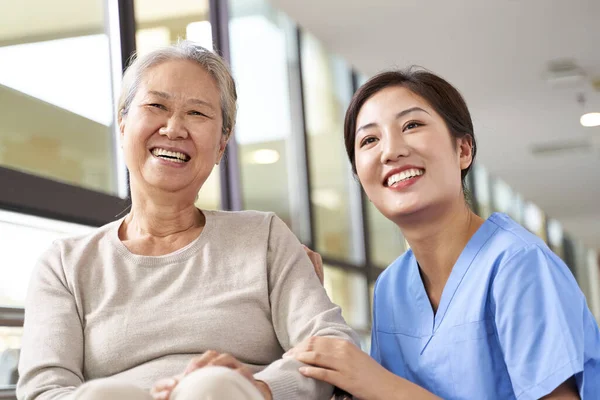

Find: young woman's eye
403;121;422;131
360;137;377;147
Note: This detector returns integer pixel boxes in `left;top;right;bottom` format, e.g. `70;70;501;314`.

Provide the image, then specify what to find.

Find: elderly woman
17;41;358;400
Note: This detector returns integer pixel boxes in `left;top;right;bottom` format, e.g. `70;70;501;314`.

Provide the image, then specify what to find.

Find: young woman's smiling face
354;85;473;222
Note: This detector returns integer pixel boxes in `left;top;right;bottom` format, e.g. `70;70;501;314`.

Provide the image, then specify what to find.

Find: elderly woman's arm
252;215;360;400
17;243;84;400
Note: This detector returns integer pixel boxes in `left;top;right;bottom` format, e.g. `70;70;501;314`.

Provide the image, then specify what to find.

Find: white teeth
151;148;190;162
387;168;424;186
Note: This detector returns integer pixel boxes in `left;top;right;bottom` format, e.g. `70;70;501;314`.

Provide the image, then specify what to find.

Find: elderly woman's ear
216;132;229;165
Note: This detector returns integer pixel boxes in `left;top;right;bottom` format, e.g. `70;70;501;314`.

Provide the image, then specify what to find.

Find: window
323;265;369;332
367;200;407;268
301;33;363;262
0;0;119;195
473;163;492;218
134;0;220;210
0;326;22;388
0;210;92;392
547;219;565;260
227;0;310;240
0;210;93;308
523;202;547;242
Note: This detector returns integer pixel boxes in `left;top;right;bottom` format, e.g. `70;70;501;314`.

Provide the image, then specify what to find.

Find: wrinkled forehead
136;60;220;103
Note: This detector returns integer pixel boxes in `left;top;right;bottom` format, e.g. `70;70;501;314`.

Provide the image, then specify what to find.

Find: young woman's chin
376;196;429;222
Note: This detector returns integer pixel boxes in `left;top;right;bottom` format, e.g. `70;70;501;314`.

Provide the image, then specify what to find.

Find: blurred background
1;0;599;396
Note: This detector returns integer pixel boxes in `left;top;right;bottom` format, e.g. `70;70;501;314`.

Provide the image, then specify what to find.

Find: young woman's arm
491;244;591;399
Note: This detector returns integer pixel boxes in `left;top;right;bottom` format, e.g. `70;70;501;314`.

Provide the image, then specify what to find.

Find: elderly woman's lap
73;367;263;400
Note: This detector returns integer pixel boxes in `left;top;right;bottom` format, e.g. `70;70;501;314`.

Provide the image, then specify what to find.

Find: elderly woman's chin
138;163;206;197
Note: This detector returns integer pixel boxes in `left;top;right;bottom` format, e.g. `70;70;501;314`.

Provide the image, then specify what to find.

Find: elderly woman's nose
159;115;188;139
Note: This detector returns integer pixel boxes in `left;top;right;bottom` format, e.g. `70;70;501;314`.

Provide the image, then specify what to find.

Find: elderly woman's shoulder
203;209;292;236
205;209;280;225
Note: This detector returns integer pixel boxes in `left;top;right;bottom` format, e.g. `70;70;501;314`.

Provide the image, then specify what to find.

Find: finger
150;377;178;394
150;389;171;400
283;337;311;358
184;351;220;375
294;351;339;370
299;366;346;389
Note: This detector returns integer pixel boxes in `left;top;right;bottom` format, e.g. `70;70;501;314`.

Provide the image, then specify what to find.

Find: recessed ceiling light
580;112;600;127
250;149;280;164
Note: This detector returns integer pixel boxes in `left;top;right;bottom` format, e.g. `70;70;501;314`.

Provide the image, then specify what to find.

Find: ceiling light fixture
580;112;600;127
577;93;600;127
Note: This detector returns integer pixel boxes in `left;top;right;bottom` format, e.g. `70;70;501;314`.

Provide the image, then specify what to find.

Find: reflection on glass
473;163;491;218
134;0;220;210
523;202;547;242
301;32;361;261
0;326;22;387
367;200;407;268
0;0;117;194
323;266;369;330
0;210;92;308
228;0;307;236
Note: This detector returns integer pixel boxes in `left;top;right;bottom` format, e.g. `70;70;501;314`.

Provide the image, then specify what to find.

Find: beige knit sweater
17;210;358;400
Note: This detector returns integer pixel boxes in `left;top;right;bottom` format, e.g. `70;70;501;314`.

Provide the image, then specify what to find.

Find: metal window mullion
209;0;242;211
294;27;316;249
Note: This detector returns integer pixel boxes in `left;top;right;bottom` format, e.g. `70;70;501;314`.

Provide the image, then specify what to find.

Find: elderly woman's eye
189;110;207;117
149;103;166;110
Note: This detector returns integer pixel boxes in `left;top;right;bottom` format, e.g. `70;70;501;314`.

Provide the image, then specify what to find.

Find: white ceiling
270;0;600;250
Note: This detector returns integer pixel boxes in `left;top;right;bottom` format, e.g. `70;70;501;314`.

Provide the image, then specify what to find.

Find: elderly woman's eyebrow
148;90;214;109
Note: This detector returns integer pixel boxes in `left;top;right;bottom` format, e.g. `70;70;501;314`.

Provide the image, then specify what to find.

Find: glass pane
301;32;361;261
0;0;118;194
323;266;369;331
228;0;308;238
473;163;492;218
367;200;407;268
134;0;220;210
0;210;93;308
0;326;22;387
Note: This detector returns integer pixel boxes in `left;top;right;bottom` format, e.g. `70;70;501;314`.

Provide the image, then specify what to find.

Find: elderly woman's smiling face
119;59;227;197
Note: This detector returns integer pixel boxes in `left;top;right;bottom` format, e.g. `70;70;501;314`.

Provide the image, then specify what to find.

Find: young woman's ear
458;135;474;171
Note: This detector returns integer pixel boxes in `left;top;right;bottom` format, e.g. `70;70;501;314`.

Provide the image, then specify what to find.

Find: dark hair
344;67;477;189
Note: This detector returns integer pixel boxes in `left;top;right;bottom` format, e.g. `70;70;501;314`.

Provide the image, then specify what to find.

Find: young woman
289;69;600;399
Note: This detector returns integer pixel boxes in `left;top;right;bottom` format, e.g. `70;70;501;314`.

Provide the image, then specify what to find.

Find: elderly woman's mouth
150;147;191;163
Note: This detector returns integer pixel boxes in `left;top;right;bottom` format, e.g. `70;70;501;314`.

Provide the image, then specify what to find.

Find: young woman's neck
123;184;203;240
398;197;484;304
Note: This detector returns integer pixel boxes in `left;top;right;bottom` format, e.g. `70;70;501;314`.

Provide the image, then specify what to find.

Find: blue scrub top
371;213;600;399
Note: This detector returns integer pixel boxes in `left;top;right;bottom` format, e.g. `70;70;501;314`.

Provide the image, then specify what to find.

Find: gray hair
118;41;237;137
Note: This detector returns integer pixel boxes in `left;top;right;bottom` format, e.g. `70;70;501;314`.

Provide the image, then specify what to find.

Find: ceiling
270;0;600;250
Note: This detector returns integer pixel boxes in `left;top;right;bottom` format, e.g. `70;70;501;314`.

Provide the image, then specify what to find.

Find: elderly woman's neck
125;196;204;239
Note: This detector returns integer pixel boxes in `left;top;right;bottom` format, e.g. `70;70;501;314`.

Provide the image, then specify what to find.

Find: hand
150;351;272;400
285;337;398;400
303;245;324;285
